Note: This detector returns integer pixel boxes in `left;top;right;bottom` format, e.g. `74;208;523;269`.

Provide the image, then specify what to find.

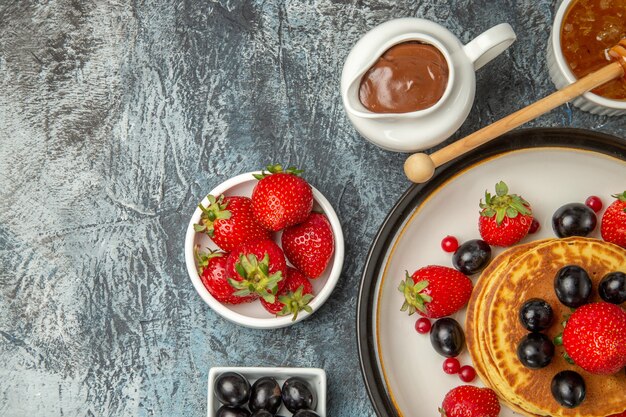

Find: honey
561;0;626;100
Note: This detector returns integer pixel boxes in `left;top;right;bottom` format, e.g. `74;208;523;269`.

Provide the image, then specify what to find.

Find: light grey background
0;1;623;416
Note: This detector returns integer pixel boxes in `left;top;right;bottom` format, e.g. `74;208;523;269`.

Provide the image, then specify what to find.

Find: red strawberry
563;302;626;374
601;191;626;248
439;385;501;417
281;213;334;278
261;267;314;320
194;194;270;251
226;239;287;303
478;181;532;247
398;265;472;318
195;247;255;304
251;164;313;231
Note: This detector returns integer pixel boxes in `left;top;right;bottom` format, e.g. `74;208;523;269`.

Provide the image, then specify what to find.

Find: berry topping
441;235;459;253
458;365;476;383
562;302;626;375
415;317;432;334
519;298;554;332
585;195;603;213
443;357;461;374
430;317;465;358
452;239;491;275
529;218;540;234
552;203;597;238
399;265;472;318
478;181;533;247
551;370;586;408
554;265;592;308
516;332;555;369
599;271;626;304
439;385;500;417
601;191;626;248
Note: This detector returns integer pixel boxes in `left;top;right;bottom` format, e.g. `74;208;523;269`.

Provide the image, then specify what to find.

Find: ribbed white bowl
547;0;626;116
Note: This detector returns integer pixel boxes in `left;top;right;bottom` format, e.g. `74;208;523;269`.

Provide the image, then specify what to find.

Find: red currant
459;365;476;382
585;196;603;213
415;317;432;334
529;218;540;234
443;357;461;374
441;236;459;253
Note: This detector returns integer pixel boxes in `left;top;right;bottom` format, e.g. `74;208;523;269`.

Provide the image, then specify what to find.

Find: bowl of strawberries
185;164;344;329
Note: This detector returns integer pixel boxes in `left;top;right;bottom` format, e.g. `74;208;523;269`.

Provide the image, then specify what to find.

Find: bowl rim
551;0;626;110
184;171;345;329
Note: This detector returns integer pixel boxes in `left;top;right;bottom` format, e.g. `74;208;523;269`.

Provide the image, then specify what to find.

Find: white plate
357;129;626;416
185;171;345;329
207;367;326;416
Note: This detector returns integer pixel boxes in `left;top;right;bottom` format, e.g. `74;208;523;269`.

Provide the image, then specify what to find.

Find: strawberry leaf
482;208;496;217
495;181;508;197
253;163;304;180
194;246;225;275
506;207;518;218
235;261;247;279
496;208;506;225
195;194;231;237
261;292;275;304
398;273;430;316
480;181;532;225
612;191;626;202
277;285;314;321
232;251;283;299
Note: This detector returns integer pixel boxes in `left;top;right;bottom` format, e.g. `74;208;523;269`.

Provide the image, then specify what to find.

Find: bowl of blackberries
208;367;326;417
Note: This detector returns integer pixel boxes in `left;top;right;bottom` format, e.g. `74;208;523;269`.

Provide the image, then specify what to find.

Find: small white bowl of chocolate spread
341;18;516;152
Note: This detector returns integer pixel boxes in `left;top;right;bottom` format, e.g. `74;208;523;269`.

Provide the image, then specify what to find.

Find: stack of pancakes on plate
466;237;626;417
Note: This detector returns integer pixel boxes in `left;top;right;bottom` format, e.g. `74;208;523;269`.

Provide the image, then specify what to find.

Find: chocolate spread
359;41;449;113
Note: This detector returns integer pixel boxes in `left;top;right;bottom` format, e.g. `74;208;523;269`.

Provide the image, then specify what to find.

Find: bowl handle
463;23;517;71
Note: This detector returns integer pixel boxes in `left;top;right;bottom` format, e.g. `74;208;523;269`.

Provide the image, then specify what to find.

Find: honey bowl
547;0;626;116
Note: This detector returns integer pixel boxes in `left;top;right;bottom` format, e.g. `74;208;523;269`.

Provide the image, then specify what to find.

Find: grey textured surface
0;1;624;416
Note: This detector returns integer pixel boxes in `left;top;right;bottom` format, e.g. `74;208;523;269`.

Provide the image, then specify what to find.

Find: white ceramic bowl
207;367;326;417
547;0;626;116
185;172;344;329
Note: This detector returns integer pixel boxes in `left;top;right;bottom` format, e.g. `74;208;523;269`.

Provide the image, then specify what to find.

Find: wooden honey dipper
404;39;626;183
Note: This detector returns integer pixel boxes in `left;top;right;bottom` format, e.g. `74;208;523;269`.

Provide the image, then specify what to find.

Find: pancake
479;239;562;415
466;241;544;384
466;240;550;417
468;237;626;417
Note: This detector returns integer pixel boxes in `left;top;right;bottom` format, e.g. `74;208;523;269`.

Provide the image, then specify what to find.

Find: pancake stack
466;237;626;417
